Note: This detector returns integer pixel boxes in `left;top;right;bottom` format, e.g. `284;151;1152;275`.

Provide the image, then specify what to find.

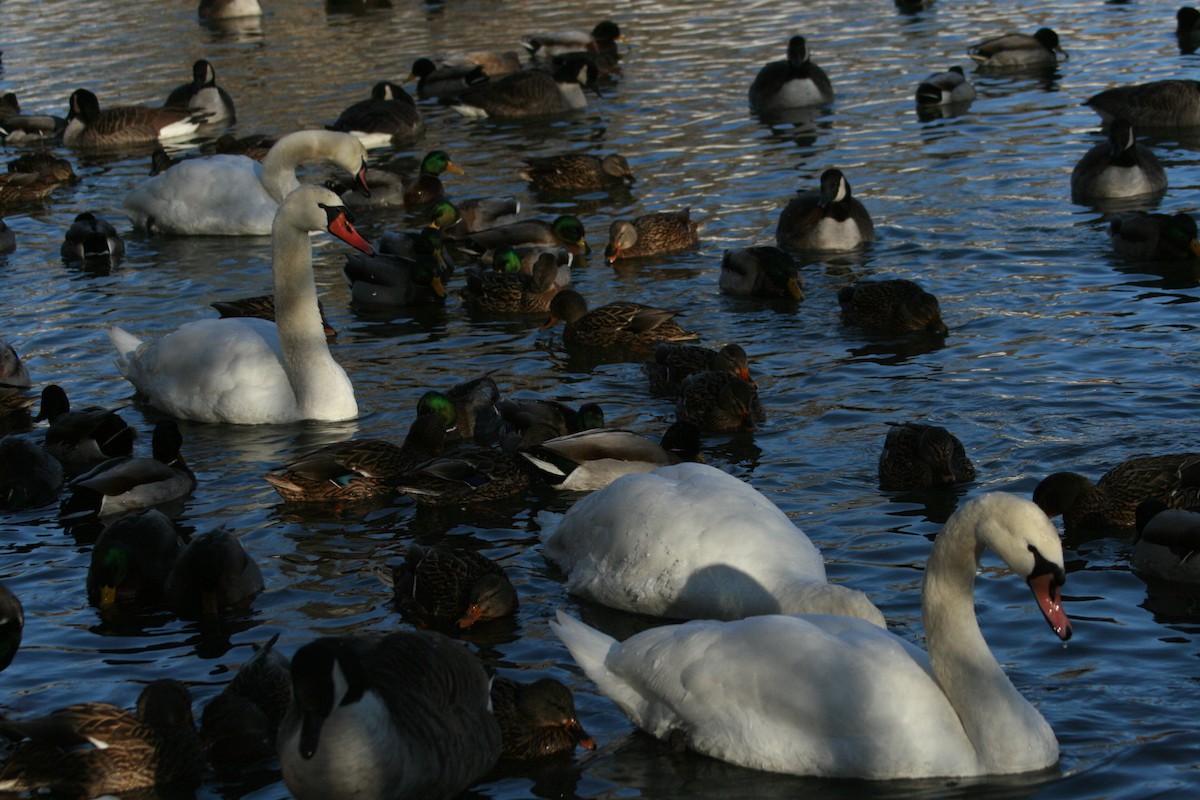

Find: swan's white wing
122;155;277;235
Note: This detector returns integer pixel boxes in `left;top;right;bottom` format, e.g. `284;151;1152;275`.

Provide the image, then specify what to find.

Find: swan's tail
107;326;142;378
550;609;616;681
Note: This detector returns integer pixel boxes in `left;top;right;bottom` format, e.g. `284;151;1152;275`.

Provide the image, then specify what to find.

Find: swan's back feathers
123;155;274;235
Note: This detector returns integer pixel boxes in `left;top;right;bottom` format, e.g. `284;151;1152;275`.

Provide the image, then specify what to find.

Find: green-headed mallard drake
201;632;292;768
499;397;604;448
406;58;489;101
676;371;765;432
748;35;834;111
461;249;565;314
60;419;195;520
1071;119;1166;203
391;543;518;629
719;246;803;299
914;66;976;108
604;209;700;263
34;384;134;474
522;20;624;60
326;81;423;149
543;289;699;348
87;507;184;610
342;228;448;308
375;200;461;256
211;293;337;340
441;196;521;238
0;92;66;144
165;527;264;619
164;59;236;126
519;152;634;193
398;150;464;211
519;422;704;491
776;168;875;252
460;214;588;259
279;631;500;800
0;436;63;510
1109;211;1200;261
878;421;976;491
837;278;948;335
1132;499;1200;583
1034;453;1200;536
0;581;22;672
967;28;1066;69
63;88;209;148
491;676;596;761
645;342;753;396
60;212;125;266
1179;7;1200;54
396;447;531;507
0;679;203;797
416;375;501;447
264;414;447;502
451;54;599;119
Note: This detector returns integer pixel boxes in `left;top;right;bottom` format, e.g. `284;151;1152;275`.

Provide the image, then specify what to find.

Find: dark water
3;0;1200;797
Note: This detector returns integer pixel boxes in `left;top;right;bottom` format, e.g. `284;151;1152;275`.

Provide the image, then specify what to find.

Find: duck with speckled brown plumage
543;289;699;349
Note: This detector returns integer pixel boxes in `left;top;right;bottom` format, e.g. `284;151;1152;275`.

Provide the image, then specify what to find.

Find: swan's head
968;492;1072;641
279;185;374;255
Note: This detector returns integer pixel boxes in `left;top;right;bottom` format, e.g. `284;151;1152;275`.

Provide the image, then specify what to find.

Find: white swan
552;492;1072;780
109;185;373;424
540;462;884;625
122;129;369;236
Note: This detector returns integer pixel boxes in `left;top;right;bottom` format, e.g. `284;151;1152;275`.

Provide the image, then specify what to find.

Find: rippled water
4;0;1200;797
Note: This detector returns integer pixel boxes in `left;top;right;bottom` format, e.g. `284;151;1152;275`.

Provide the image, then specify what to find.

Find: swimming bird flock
4;2;1200;798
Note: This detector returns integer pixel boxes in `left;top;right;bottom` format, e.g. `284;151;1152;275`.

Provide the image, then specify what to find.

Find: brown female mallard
519;152;634;192
604;209;700;263
676;371;765;432
0;679;203;796
211;294;337;340
391;543;518;628
1034;453;1200;536
543;289;699;348
1;153;77;208
461;249;565;314
395;447;532;507
491;676;596;761
644;342;753;396
837;278;948;335
264;414;448;502
878;421;976;491
719;246;803;299
200;632;292;768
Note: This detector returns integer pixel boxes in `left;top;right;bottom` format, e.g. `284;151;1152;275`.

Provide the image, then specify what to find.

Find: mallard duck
406;58;489;100
0;679;203;796
748;35;834;111
8;152;78;184
1;154;77;208
375;200;461;253
719;246;803;299
165;527;264;619
1033;453;1200;536
164;59;236;125
461;249;565;314
211;294;337;340
33;384;135;473
1071;119;1166;202
396;447;532;506
63;88;209;148
1178;7;1200;53
1109;211;1200;261
543;289;699;348
837;278;948;335
460;214;588;259
198;0;262;18
878;421;976;490
914;66;976;107
0;92;66;143
391;543;518;629
61;419;195;520
522;20;624;60
519;152;635;192
644;342;753;396
776;168;875;252
0;436;63;510
604;209;700;263
441;196;521;237
499;397;604;448
451;54;599;119
0;581;22;671
87;507;184;610
265;414;447;502
491;676;595;761
60;212;125;266
342;228;448;308
212;131;275;160
416;374;501;446
0;217;13;253
519;422;704;491
676;371;765;432
326;81;423;148
0;338;30;390
201;632;292;768
967;28;1066;69
399;150;464;210
279;631;500;800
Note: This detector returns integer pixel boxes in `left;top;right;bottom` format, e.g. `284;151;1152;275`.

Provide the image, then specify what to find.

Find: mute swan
541;462;885;623
122;129;370;236
552;491;1072;779
109;185;373;424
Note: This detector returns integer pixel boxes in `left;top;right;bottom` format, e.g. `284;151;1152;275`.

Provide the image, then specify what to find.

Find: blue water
3;0;1200;797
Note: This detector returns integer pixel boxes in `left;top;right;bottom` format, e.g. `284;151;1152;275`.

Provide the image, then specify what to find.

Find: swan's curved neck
272;217;353;419
260;132;342;203
923;504;1056;773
